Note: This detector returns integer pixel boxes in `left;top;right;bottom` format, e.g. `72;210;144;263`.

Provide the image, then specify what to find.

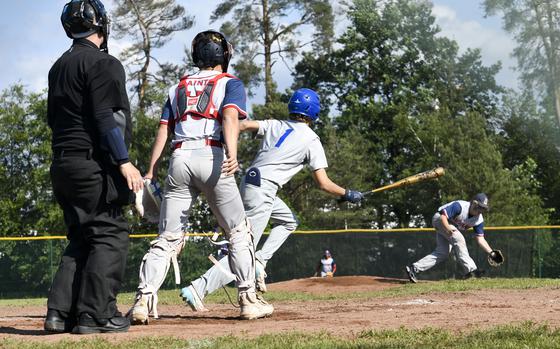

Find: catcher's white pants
191;177;297;299
138;147;256;300
413;213;477;274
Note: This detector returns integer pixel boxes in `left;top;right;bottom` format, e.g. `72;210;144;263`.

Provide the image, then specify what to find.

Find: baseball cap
472;193;489;210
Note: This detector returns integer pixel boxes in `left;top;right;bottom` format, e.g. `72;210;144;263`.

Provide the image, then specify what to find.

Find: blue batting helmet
288;88;321;122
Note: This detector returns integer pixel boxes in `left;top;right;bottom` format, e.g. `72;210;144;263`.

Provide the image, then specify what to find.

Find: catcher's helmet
192;30;233;72
472;193;489;211
288;88;321;122
61;0;110;51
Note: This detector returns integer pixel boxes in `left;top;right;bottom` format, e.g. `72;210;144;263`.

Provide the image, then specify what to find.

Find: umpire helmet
61;0;110;51
288;88;321;122
471;193;489;211
192;30;233;72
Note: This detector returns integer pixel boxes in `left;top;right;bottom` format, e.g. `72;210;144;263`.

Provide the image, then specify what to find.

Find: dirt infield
1;276;559;343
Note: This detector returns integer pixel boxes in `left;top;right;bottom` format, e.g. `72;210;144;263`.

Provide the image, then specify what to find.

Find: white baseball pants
191;177;298;299
138;146;256;298
412;213;478;274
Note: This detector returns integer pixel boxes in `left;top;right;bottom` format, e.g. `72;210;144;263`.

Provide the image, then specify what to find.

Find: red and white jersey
160;70;247;146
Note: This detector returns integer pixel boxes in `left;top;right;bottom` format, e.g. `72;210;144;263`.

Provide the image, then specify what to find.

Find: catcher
405;193;504;283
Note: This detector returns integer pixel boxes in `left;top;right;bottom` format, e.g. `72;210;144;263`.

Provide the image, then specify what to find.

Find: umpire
44;0;143;334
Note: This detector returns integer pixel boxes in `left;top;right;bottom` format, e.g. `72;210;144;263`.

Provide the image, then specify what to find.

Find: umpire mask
61;0;110;52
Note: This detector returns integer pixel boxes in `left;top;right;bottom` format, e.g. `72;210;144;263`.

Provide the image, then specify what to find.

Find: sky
0;1;517;109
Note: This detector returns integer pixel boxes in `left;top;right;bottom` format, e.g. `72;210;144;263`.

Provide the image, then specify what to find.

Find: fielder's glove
341;189;364;203
488;250;505;267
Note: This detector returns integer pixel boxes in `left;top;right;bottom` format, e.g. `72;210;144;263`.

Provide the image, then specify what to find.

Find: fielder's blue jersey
438;200;484;236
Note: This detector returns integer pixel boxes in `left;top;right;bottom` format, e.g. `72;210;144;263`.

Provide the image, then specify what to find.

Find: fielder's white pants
412;213;478;274
138;146;255;297
191;177;298;299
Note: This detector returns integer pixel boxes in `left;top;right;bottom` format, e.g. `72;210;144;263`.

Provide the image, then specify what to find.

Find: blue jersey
438;200;484;236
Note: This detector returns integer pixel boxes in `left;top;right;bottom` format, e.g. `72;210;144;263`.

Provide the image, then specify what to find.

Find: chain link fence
0;227;558;298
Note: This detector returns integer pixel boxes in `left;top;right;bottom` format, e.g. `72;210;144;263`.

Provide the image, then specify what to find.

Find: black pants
47;153;129;320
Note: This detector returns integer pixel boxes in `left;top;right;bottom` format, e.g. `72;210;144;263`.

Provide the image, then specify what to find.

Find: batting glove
342;189;363;203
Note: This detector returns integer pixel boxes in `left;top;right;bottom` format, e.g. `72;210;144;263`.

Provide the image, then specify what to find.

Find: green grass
1;277;559;307
130;277;560;305
1;322;560;348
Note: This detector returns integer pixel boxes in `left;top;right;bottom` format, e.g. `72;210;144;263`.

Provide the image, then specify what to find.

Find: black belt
53;149;93;160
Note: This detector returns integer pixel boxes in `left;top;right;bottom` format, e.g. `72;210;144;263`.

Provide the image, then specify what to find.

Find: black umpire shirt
47;38;131;153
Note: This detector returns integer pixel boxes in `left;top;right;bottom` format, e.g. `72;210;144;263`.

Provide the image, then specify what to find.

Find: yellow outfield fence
1;225;560;241
0;225;559;298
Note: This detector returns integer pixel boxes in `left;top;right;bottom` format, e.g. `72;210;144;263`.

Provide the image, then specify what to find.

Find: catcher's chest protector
174;73;235;122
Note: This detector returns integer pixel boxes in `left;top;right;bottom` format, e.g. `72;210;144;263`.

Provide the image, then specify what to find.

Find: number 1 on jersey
274;128;294;148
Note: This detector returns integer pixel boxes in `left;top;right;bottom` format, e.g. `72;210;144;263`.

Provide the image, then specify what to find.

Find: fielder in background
405;193;501;283
180;88;363;312
315;250;337;277
131;30;273;324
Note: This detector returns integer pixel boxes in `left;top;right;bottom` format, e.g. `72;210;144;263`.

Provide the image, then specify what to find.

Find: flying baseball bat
362;167;445;196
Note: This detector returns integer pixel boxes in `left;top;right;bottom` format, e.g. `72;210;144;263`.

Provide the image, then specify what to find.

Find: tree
211;0;334;103
484;0;560;126
292;0;498;224
0;85;67;295
112;0;194;114
494;91;560;222
0;85;63;236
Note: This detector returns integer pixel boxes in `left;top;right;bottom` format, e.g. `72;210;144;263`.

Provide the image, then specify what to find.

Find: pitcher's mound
267;275;408;294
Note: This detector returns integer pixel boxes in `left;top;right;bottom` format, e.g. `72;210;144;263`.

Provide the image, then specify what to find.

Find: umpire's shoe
73;313;130;334
239;292;274;320
44;309;75;333
405;265;418;283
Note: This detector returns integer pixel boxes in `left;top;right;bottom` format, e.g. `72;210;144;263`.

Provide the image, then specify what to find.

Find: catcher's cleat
131;294;150;325
464;269;485;280
180;285;207;312
239;292;274;320
255;260;267;293
406;265;418;283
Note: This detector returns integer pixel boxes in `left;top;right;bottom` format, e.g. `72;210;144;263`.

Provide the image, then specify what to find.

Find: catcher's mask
471;192;489;212
191;30;233;72
61;0;110;52
288;88;321;123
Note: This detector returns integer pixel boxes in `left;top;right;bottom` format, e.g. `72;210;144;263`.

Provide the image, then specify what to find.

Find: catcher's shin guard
227;218;256;292
134;233;185;322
